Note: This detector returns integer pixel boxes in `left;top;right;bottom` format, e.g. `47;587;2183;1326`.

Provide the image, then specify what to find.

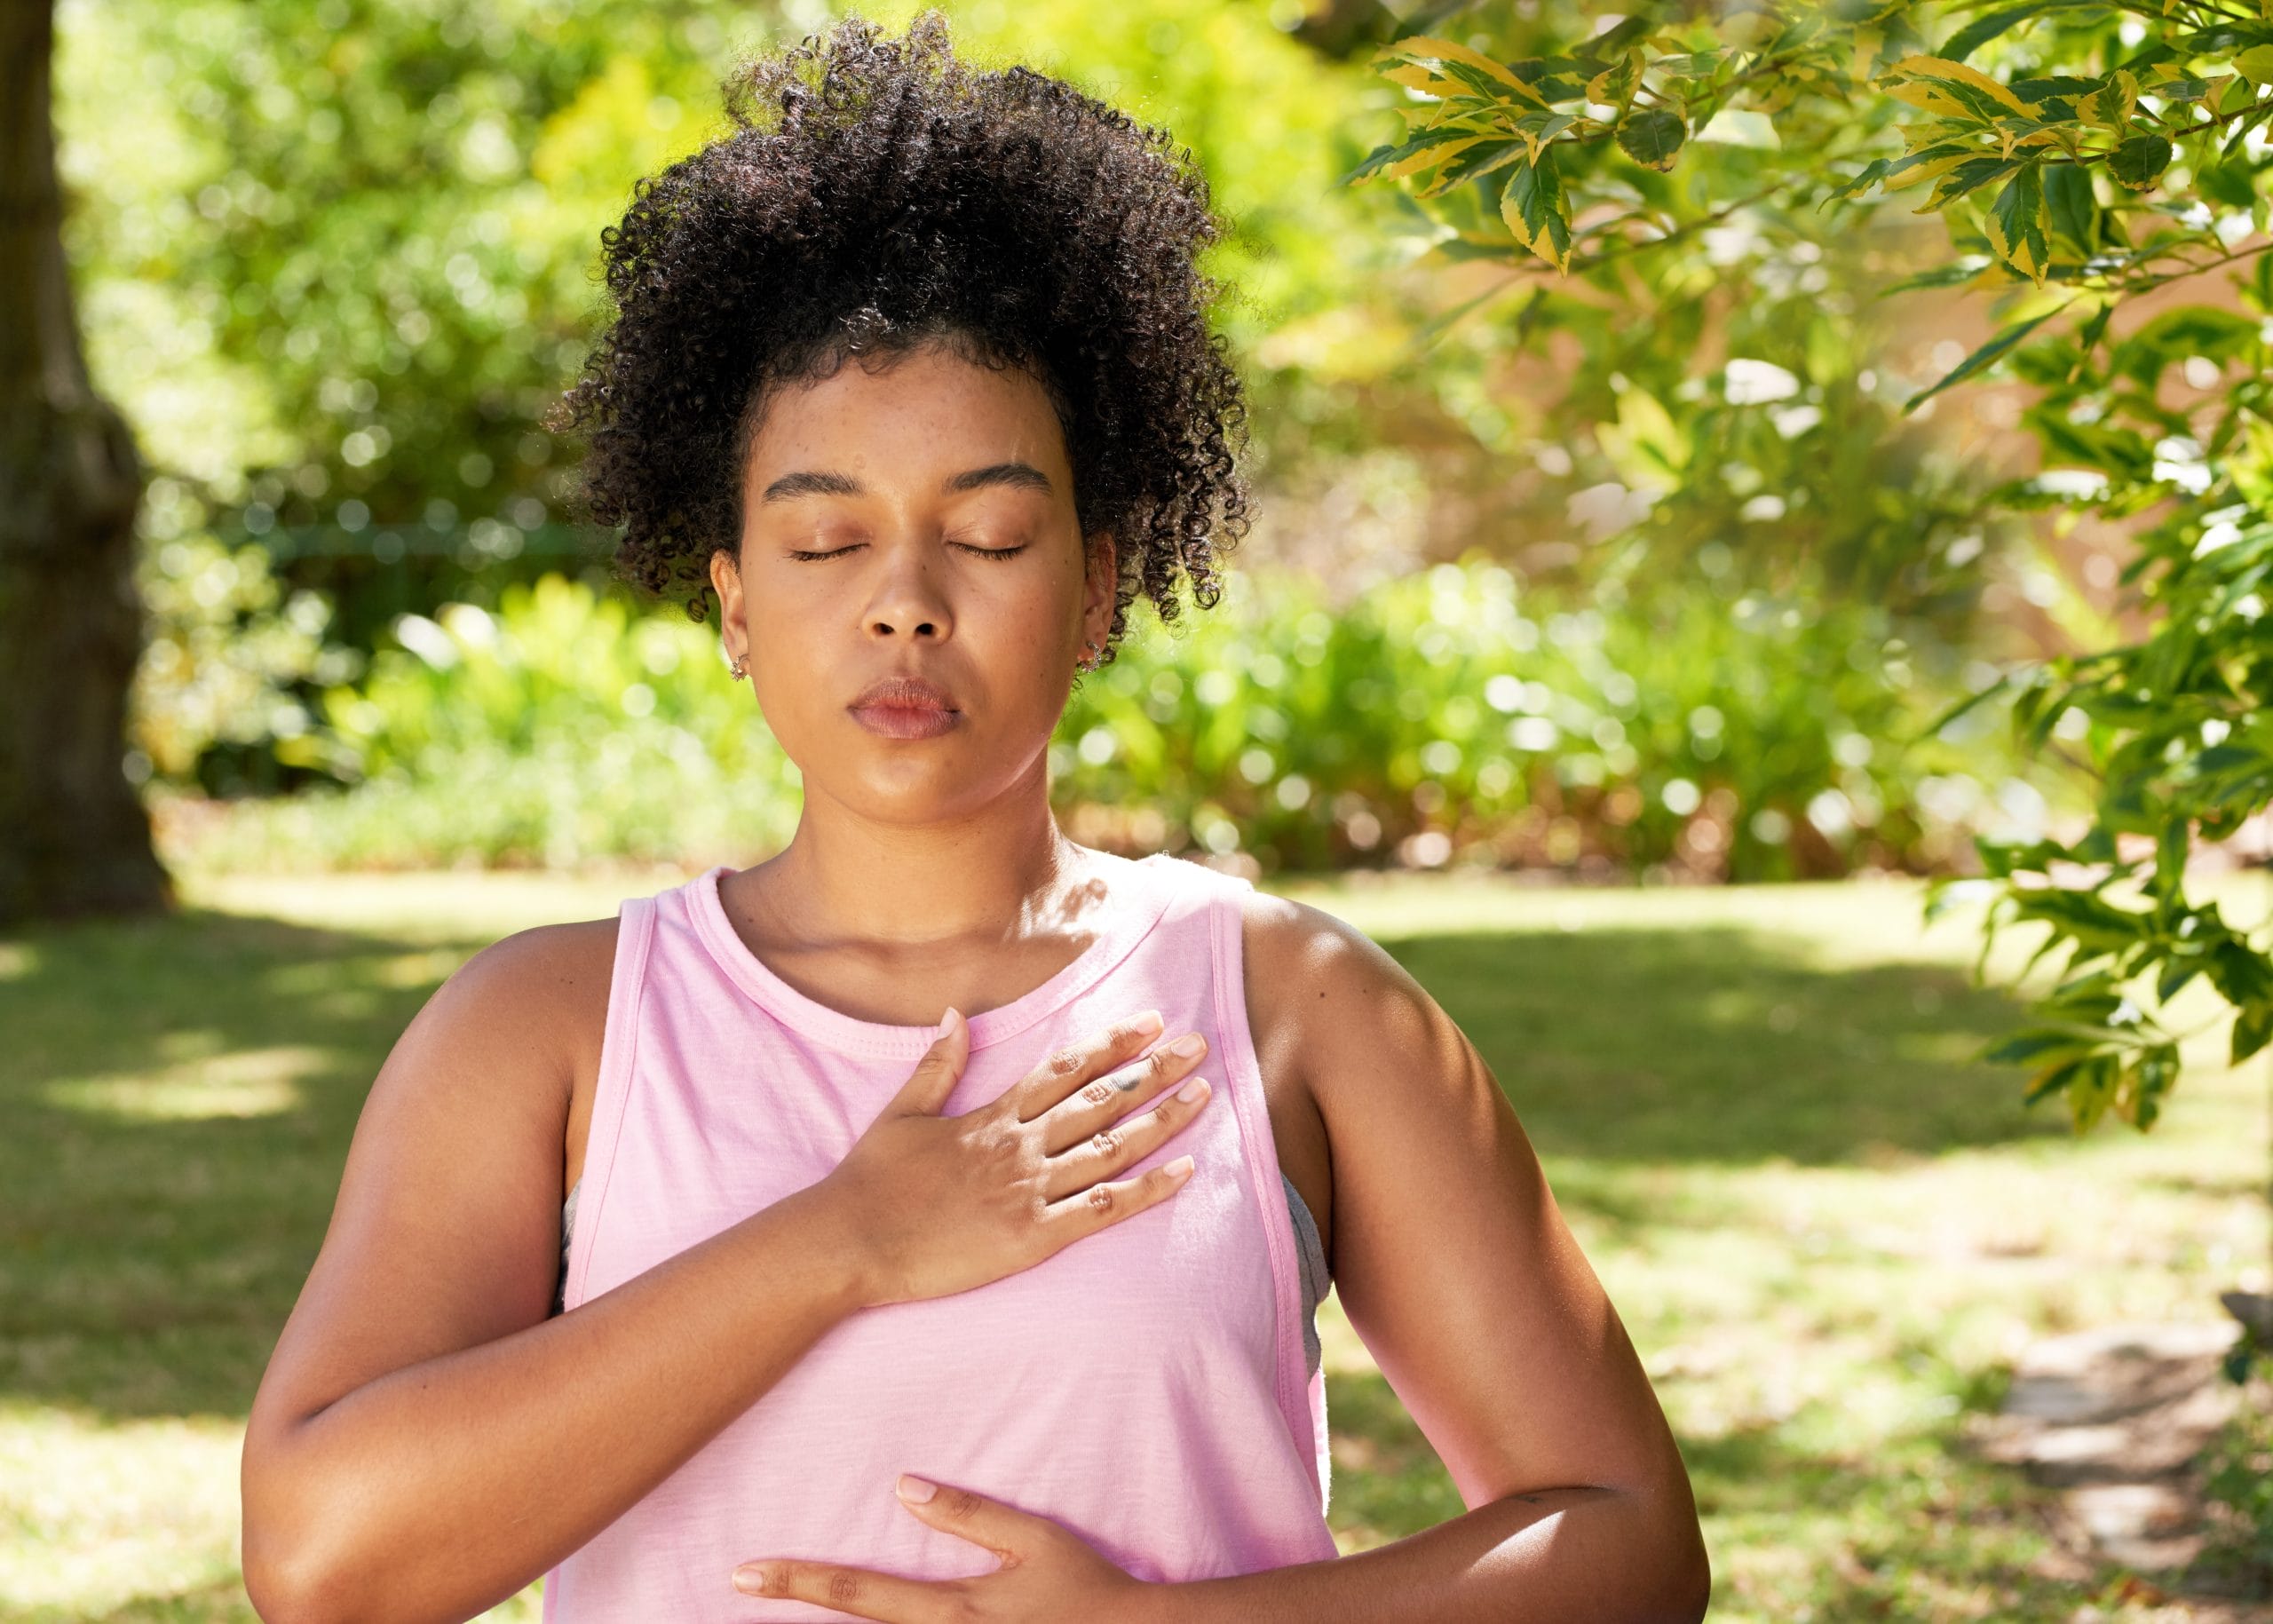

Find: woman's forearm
1154;1482;1710;1624
242;1181;874;1624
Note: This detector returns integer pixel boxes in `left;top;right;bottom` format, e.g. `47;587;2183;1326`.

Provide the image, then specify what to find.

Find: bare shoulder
386;914;622;1149
427;915;620;1034
249;914;624;1433
1234;887;1468;1113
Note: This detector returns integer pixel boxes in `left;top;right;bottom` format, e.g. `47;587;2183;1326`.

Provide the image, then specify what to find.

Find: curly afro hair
545;12;1252;664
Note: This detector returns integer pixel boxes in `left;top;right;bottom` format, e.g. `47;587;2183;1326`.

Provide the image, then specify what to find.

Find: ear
1081;531;1119;652
709;547;749;669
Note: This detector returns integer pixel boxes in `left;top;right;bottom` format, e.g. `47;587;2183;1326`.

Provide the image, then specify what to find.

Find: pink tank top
544;850;1338;1620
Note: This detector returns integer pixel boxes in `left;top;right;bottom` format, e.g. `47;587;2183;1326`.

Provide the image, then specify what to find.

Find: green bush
172;565;2042;877
1060;558;2034;878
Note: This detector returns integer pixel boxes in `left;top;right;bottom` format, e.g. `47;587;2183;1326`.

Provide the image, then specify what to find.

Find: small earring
1078;638;1100;672
726;653;748;679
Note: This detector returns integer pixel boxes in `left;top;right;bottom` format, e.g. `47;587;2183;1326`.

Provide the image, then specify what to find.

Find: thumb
891;1006;969;1117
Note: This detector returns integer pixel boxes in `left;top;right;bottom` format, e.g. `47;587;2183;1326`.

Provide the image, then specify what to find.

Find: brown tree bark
0;0;170;922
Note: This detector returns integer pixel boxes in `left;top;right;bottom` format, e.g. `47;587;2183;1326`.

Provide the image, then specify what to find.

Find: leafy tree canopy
1355;0;2273;1132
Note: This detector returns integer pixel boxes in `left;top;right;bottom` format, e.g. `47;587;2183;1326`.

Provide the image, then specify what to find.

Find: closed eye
787;543;1029;561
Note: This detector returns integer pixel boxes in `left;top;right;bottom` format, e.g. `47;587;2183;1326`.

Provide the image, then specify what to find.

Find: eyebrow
758;463;1055;504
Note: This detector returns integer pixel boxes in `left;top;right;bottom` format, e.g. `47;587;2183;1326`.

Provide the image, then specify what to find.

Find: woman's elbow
242;1444;369;1624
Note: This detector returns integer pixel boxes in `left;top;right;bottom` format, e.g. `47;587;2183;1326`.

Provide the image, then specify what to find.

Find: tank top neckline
685;849;1185;1063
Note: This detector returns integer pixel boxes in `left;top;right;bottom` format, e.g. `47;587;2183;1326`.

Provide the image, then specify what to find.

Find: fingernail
1132;1010;1164;1037
733;1565;767;1594
897;1473;936;1502
1176;1076;1209;1104
1168;1032;1206;1058
1165;1154;1195;1177
941;1007;961;1032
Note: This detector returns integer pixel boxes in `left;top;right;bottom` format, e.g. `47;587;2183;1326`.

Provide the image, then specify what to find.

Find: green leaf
1344;126;1501;186
2157;956;2203;1002
2108;133;2173;190
1882;53;2037;121
1984;1027;2099;1066
1924;155;2026;210
2042;162;2096;250
2233;1002;2273;1065
2198;157;2256;210
1431;138;1532;193
1984;164;2053;285
1615;108;1685;170
2023;1055;2086;1106
2067;1053;2119;1132
1824;157;1892;205
1499;147;1573;273
1944;1;2061;64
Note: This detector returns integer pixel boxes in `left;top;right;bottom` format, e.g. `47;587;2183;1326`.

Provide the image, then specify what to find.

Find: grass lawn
2;865;2266;1621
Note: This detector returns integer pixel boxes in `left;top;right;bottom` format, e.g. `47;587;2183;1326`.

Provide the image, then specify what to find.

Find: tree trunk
0;0;170;922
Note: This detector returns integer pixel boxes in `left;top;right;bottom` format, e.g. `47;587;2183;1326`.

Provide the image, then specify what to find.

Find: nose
862;537;954;647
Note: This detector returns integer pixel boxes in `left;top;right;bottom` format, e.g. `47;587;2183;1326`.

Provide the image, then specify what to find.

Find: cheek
976;581;1081;679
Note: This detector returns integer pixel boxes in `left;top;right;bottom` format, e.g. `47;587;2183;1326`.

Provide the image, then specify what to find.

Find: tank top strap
559;891;658;1316
1174;858;1333;1507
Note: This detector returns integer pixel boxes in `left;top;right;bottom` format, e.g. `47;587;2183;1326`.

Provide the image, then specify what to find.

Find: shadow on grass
0;905;479;1422
1330;1362;2091;1620
1329;1367;1881;1535
2;897;2048;1428
1381;925;2059;1166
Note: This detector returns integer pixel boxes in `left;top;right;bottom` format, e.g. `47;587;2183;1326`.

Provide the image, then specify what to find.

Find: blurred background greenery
57;0;2072;882
6;0;2271;1620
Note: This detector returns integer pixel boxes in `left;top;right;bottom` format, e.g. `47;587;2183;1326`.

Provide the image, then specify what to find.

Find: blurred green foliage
59;0;2062;890
57;0;1426;792
1353;1;2273;1129
171;564;2021;878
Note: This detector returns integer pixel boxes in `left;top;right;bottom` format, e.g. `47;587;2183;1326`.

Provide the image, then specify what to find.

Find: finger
1037;1029;1209;1154
732;1556;956;1621
1041;1074;1212;1200
1006;1009;1165;1121
891;1474;1048;1560
1039;1152;1196;1240
887;1006;969;1119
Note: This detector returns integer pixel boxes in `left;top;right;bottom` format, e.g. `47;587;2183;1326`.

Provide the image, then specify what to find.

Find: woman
239;16;1709;1622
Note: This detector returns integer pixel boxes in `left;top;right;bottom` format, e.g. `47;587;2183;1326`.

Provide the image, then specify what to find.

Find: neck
739;778;1090;956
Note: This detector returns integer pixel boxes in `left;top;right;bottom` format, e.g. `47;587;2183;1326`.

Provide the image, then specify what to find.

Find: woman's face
711;341;1116;825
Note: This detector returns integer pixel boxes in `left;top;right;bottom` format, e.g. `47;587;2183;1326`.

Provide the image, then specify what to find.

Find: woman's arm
1177;892;1711;1623
239;923;875;1624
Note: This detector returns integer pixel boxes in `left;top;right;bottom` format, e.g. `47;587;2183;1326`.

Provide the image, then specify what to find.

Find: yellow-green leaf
1615;108;1686;170
1882;54;2036;119
1382;63;1454;96
2076;69;2138;129
2107;131;2173;189
1499;147;1573;273
1387;134;1487;180
1985;163;2052;285
1388;35;1549;106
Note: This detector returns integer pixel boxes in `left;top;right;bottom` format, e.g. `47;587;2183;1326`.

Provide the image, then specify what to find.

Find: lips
849;675;959;713
848;674;962;741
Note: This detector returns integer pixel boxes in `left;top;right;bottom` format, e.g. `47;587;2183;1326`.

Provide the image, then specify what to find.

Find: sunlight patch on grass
0;1405;242;1617
41;1046;327;1123
0;1406;544;1622
0;943;36;982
